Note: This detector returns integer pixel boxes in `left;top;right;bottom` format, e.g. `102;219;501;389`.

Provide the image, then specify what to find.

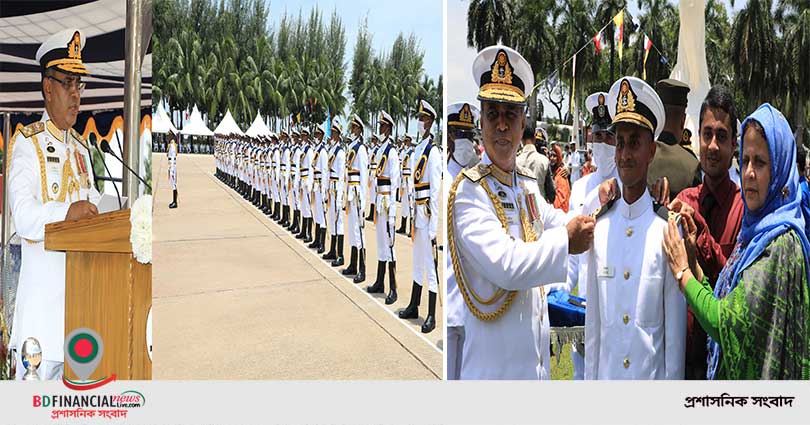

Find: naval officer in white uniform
445;100;480;379
365;111;400;304
448;45;597;379
583;76;687;380
8;29;102;380
398;100;442;333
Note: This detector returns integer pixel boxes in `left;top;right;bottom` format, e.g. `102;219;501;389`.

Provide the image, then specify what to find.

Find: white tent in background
180;105;214;136
152;103;178;134
213;109;244;136
670;0;711;155
245;111;273;138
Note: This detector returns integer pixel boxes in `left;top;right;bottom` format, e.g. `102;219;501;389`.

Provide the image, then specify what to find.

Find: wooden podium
45;209;151;380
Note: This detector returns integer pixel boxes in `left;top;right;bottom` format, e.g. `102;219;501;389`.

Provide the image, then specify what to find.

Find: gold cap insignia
491;51;513;85
616;79;636;114
68;31;82;60
459;104;473;125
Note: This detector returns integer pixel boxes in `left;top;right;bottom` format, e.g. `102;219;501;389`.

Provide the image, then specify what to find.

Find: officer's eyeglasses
47;75;86;93
453;129;476;139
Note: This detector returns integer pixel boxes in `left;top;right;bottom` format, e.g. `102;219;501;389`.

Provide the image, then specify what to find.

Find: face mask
419;120;431;136
591;142;616;178
453;138;479;168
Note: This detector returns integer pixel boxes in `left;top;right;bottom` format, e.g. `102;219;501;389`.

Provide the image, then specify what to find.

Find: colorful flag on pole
593;30;605;54
643;34;653;80
613;10;624;60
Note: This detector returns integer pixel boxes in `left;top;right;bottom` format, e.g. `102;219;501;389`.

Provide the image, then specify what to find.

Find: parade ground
152;152;443;379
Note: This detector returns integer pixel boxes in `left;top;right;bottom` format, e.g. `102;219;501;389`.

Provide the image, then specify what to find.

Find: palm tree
466;0;516;50
730;0;778;114
776;0;810;129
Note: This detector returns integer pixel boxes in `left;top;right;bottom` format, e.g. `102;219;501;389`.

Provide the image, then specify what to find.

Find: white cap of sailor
472;45;533;105
607;76;665;140
447;101;479;130
36;29;89;76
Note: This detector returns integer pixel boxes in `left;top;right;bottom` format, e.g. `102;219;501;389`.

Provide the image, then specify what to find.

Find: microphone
100;140;153;191
91;136;122;210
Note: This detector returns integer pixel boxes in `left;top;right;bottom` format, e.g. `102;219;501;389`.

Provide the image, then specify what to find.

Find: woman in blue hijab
663;103;810;379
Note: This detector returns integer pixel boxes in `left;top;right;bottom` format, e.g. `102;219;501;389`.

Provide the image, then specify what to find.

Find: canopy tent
213;109;244;136
152;103;178;134
180;105;214;137
245;111;272;138
0;0;152;112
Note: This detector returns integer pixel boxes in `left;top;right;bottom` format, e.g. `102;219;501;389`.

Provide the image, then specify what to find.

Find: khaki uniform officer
9;29;101;380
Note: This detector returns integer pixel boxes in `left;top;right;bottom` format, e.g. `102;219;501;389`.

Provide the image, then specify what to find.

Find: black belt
377;177;391;186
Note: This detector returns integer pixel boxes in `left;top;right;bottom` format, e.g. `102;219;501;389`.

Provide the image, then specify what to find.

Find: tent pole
123;0;147;206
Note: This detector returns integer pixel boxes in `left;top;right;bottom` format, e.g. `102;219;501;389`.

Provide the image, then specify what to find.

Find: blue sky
447;0;746;118
266;0;443;82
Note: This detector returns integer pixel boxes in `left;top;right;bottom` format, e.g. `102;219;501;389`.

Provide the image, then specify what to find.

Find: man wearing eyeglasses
7;29;101;380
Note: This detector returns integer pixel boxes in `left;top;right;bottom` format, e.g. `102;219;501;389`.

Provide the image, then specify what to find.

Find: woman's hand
663;214;692;292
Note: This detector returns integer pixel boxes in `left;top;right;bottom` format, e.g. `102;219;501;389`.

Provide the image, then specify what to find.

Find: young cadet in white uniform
9;29;102;380
366;135;378;222
445;101;480;379
341;115;369;282
167;129;179;208
396;135;413;235
297;129;314;242
547;91;621;380
272;133;284;221
288;130;302;234
280;131;292;227
309;126;329;253
322;121;346;265
448;46;598;379
365;111;400;304
584;76;686;380
398;100;442;333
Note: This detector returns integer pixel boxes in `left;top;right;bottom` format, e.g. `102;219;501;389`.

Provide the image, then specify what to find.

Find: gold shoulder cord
30;135;50;202
449;173;519;321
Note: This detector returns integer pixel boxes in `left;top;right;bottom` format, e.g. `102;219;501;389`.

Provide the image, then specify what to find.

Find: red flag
593;30;605;54
643;34;653;80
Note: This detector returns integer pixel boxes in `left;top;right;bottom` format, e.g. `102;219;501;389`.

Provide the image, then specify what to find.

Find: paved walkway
152;153;443;379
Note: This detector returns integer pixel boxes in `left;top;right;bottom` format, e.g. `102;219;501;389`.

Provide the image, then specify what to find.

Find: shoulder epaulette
653;201;670;221
462;163;491;183
70;128;84;142
20;122;45;138
516;165;536;180
592;196;618;220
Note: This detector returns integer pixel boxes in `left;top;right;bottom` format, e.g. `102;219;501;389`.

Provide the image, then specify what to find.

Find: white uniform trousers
313;184;326;226
169;164;177;190
301;187;312;218
375;197;396;261
346;199;363;248
327;187;344;236
447;326;465;380
412;226;438;292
